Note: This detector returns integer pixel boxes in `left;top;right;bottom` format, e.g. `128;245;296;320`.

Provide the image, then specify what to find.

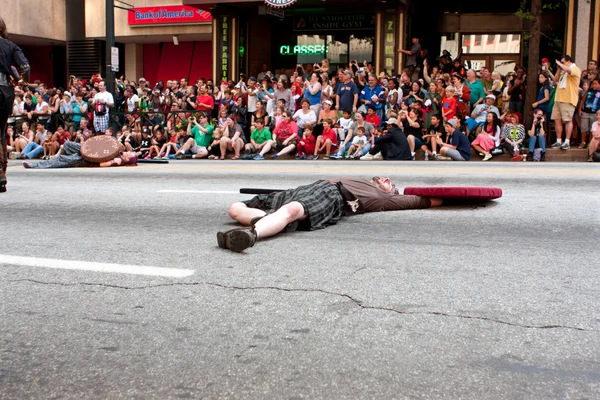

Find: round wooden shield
81;135;120;163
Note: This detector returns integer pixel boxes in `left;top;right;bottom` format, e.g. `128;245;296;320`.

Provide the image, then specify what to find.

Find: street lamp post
105;0;116;97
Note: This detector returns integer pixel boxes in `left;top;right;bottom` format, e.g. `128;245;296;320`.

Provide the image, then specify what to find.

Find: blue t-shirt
450;129;471;160
304;87;322;106
536;85;551;112
336;81;359;110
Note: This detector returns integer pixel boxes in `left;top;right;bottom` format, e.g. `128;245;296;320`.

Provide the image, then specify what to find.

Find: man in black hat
360;118;413;161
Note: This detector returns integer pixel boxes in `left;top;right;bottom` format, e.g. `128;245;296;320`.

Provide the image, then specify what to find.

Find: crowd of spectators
6;50;600;163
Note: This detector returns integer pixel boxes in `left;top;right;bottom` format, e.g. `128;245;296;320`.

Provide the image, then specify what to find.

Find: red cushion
403;186;502;200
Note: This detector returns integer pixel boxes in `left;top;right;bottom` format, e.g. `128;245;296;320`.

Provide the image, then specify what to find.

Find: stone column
124;43;143;82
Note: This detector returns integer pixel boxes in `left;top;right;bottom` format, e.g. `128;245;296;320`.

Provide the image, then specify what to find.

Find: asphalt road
1;160;599;399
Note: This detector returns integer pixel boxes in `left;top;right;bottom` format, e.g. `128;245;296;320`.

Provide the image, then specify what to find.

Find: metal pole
105;0;115;97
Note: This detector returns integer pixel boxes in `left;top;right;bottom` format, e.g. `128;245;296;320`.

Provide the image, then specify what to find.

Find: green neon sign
280;45;328;55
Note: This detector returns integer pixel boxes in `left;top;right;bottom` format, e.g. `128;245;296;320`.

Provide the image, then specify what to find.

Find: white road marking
158;190;239;194
0;255;194;278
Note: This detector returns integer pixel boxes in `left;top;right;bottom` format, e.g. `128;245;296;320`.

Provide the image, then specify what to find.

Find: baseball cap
139;77;146;82
386;118;399;126
446;119;458;128
486;94;496;100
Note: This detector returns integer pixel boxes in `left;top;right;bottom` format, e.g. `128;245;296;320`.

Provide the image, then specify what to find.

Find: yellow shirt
555;64;581;106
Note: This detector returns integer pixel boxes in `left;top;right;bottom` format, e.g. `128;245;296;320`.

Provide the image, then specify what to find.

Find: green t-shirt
191;124;214;147
466;80;486;106
251;127;272;144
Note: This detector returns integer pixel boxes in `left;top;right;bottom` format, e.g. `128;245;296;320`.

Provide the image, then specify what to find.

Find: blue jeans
528;135;546;152
375;108;385;126
335;142;352;157
23;141;43;159
357;142;371;156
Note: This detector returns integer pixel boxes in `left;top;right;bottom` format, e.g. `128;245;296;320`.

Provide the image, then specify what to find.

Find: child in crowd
218;108;228;128
442;85;457;120
336;109;353;143
312;118;338;159
136;127;152;159
220;90;234;111
347;126;369;159
148;127;167;159
491;71;502;98
274;106;285;127
291;85;301;112
158;129;181;159
296;123;316;160
365;106;381;127
207;128;224;159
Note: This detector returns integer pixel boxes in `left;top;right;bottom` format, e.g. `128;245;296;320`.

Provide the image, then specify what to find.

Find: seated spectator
269;110;299;160
336;109;353;143
437;119;471;161
345;126;369;159
421;113;445;160
174;113;213;159
246;118;273;159
312;118;338;159
219;116;245;160
292;98;317;135
587;110;600;161
501;113;527;161
10;122;33;157
157;128;182;159
361;118;412;161
400;108;424;160
527;109;547;161
472;112;502;161
466;94;500;133
20;122;49;159
296;123;316;159
148;127;167;159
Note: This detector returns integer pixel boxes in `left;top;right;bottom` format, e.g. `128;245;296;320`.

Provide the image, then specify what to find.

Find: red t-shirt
56;131;71;145
274;120;298;141
321;127;338;147
196;95;215;111
442;96;457;119
365;114;380;127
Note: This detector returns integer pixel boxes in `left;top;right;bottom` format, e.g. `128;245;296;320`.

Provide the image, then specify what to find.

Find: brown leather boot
0;138;7;193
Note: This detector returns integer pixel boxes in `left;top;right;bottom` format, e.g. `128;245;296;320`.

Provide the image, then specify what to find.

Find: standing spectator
550;55;582;150
335;70;359;115
196;85;214;113
303;73;322;116
582;60;598;81
508;67;526;114
465;69;485;110
578;78;600;149
359;74;385;122
479;67;493;95
398;37;421;80
90;81;114;134
442;85;457;120
125;87;139;113
532;72;552;120
274;79;294;114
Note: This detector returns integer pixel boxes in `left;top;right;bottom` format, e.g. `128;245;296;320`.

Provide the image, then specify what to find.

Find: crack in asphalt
6;278;597;332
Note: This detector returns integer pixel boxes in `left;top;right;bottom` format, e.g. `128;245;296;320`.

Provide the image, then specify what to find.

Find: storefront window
349;35;374;64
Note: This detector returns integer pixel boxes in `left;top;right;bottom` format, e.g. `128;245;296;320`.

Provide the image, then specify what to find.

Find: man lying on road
218;177;443;252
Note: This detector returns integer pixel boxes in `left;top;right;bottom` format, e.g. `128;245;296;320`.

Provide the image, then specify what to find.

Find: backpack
546;86;557;113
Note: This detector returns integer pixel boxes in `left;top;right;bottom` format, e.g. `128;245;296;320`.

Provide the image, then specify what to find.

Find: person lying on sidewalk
217;177;443;252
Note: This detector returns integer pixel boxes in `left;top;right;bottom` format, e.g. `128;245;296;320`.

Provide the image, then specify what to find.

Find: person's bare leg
407;135;415;152
430;198;443;207
253;202;307;239
220;137;231;158
227;202;266;225
554;120;563;141
324;139;332;156
314;137;323;156
233;139;243;156
421;145;431;156
176;138;194;155
277;144;296;156
259;140;273;156
565;120;573;140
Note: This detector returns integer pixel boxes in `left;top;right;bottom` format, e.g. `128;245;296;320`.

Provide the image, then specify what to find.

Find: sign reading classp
128;5;212;26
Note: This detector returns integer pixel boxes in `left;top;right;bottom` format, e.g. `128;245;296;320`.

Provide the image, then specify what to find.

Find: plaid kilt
243;180;344;230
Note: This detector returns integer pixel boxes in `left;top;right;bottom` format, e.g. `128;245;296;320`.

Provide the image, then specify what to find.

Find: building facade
2;0;599;86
